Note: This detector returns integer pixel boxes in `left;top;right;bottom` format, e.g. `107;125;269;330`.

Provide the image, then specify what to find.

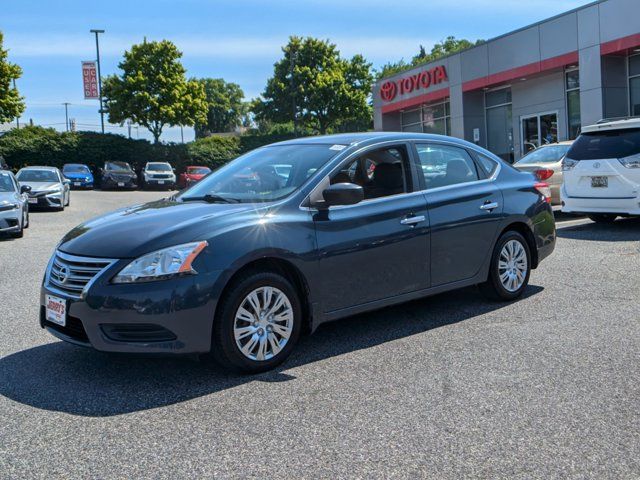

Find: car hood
64;172;93;179
58;199;256;258
21;181;61;192
104;170;136;177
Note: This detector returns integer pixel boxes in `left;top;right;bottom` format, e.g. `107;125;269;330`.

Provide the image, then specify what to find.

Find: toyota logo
380;81;397;102
594;162;601;169
58;265;69;284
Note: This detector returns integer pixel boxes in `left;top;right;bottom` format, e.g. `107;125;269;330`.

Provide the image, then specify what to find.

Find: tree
253;36;373;134
194;78;245;138
0;32;25;124
102;39;207;143
376;36;484;80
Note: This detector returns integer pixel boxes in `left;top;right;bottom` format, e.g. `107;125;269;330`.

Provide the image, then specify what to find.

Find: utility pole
62;103;70;131
290;50;298;137
12;79;19;129
180;125;184;143
90;29;105;133
126;119;132;139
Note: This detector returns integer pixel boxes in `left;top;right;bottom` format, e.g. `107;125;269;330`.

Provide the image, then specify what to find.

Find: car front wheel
480;231;531;301
211;271;301;374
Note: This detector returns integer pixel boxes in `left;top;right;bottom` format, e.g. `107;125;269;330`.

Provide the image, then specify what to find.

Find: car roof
583;117;640;133
0;169;15;175
270;132;481;150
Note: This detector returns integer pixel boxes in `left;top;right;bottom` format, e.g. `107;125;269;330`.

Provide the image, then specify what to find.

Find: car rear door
313;142;431;313
413;142;503;287
563;129;640;199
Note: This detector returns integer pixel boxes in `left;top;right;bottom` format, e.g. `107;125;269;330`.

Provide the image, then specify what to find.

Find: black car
100;161;138;190
40;133;555;373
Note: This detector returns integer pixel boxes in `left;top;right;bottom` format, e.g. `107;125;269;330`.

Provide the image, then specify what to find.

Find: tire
211;270;302;374
588;214;617;224
479;230;531;301
65;192;70;207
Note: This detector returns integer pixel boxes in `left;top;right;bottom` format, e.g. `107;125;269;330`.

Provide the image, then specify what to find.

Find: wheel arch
498;221;539;268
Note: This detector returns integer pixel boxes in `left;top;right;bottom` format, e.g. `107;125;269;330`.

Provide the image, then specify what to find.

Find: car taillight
535;182;552;203
535;168;554;181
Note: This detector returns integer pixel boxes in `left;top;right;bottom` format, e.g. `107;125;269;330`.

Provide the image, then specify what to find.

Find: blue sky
3;0;591;142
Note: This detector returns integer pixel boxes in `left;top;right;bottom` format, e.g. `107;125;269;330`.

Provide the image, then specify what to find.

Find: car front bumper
28;192;63;208
102;178;138;189
0;208;21;232
40;257;225;355
561;185;640;215
145;178;176;189
68;180;94;189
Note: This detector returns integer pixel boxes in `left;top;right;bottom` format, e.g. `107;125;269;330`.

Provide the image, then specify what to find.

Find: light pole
289;50;298;137
90;29;105;134
62;102;70;132
12;79;19;129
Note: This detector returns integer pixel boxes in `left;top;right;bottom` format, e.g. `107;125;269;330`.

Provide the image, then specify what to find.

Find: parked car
16;166;70;211
142;162;176;190
40;133;555;373
62;163;94;189
100;161;138;190
514;141;572;205
0;169;30;238
178;166;211;189
561;118;640;223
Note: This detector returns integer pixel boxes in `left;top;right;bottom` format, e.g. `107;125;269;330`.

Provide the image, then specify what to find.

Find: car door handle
479;201;499;211
400;215;426;225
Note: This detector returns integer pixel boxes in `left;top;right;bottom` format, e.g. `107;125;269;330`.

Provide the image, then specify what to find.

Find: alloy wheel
498;239;528;292
233;286;294;361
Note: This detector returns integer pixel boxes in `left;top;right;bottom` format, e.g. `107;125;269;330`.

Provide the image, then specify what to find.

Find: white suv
142;162;176;190
561;118;640;223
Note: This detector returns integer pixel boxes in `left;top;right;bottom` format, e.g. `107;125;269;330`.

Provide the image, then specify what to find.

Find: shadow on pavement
557;216;640;242
0;285;543;417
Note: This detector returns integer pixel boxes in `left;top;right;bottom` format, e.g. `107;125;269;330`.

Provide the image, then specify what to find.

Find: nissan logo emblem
58;265;69;284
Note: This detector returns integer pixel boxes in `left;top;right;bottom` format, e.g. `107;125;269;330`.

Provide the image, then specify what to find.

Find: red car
178;166;212;189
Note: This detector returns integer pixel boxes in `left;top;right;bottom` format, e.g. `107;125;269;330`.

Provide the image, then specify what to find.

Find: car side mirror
63;179;71;185
322;182;364;207
20;185;31;194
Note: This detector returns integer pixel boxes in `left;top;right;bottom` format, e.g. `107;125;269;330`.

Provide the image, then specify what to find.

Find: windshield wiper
180;194;240;204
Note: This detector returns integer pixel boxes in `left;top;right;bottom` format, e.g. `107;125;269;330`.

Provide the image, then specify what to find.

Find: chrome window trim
300;138;502;211
45;250;118;300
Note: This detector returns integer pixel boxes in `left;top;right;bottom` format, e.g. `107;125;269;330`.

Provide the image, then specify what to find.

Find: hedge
0;126;297;174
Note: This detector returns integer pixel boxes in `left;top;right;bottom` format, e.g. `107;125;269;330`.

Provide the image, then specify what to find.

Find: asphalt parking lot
1;190;639;479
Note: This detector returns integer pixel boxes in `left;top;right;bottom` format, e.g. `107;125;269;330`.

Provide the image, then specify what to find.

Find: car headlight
619;153;640;169
46;188;63;195
561;157;578;171
112;241;208;284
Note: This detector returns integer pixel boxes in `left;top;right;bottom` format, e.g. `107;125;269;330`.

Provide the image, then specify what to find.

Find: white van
561;118;640;223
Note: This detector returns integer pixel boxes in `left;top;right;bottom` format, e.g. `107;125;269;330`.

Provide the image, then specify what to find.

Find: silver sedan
0;170;30;238
16;166;70;211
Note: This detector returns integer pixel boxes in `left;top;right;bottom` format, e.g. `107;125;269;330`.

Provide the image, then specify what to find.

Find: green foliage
253;36;373;134
194;78;245;137
102;39;207;143
0;32;25;123
0;126;295;175
376;36;484;80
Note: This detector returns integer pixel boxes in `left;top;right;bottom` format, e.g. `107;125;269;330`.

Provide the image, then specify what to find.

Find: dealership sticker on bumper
45;294;66;326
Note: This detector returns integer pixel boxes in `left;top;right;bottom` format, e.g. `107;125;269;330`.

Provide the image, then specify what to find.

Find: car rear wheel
588;213;617;224
480;231;531;301
211;271;302;374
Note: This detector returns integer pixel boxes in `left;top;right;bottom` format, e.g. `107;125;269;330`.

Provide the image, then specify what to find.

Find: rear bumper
561;185;640;215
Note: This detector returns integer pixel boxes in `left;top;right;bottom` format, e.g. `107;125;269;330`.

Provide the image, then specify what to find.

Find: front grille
47;251;116;298
151;174;172;179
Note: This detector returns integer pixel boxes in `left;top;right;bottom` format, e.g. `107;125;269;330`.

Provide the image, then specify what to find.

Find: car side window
330;145;410;200
415;144;480;189
476;153;499;177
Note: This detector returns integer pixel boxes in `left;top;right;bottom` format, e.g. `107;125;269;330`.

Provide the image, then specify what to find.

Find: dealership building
372;0;640;162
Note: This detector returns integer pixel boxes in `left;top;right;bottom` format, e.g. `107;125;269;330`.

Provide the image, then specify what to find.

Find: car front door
313;143;431;313
414;142;503;287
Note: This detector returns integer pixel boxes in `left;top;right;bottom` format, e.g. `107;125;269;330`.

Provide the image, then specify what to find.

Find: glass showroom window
629;54;640;116
485;87;514;163
566;68;581;139
401;99;451;135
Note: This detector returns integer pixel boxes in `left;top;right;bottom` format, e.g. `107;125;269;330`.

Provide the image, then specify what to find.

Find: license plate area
45;294;67;326
158;180;164;184
591;176;608;188
28;197;38;204
117;182;125;187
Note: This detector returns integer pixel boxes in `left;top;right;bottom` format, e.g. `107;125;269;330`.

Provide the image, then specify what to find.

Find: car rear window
566;128;640;160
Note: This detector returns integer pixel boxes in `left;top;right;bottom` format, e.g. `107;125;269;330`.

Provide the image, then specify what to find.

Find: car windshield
188;167;211;175
63;164;90;173
17;169;59;182
147;163;172;171
178;144;341;203
105;162;132;172
0;172;16;192
566;128;640;160
516;145;571;165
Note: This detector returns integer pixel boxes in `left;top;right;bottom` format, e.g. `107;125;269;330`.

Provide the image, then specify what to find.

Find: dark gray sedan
41;133;555;373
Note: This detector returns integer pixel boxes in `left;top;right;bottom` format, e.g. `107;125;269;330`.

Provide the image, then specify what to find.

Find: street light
90;29;105;134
